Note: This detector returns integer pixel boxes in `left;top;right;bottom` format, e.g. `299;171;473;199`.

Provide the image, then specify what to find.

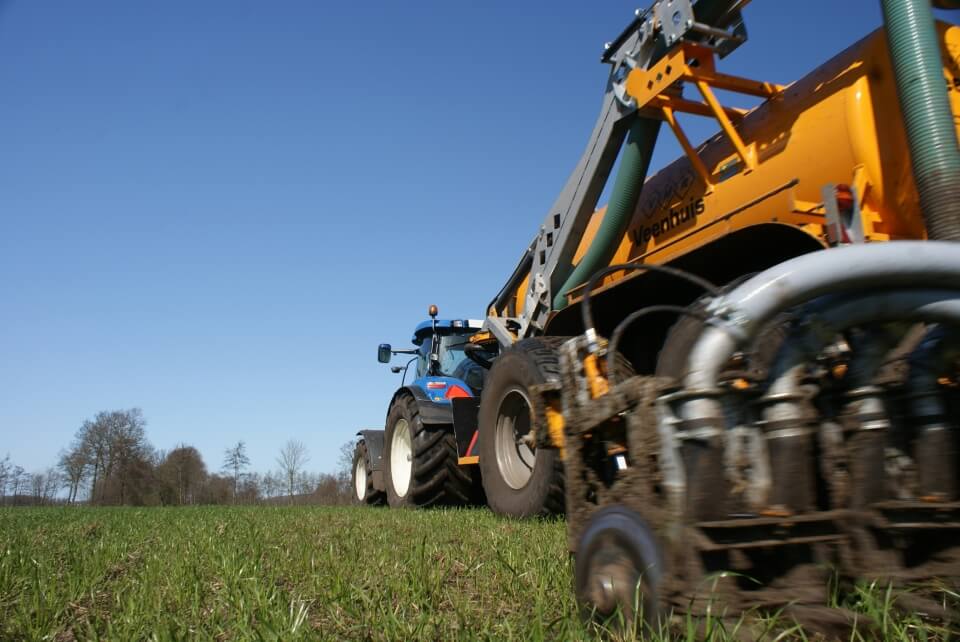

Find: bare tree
10;465;26;501
0;454;10;504
296;471;316;497
276;440;309;502
236;472;261;504
337;440;356;495
74;408;151;504
222;441;251;502
337;440;355;477
108;409;150;505
42;468;60;503
314;472;352;505
30;472;45;504
75;416;108;501
200;474;232;504
260;471;279;499
58;448;87;504
158;445;207;505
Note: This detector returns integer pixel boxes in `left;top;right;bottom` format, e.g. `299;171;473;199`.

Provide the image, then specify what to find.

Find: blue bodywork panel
410;375;475;404
412;319;483;345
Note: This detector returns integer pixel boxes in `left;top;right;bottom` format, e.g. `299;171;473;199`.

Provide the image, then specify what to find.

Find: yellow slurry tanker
363;0;960;626
479;0;960;627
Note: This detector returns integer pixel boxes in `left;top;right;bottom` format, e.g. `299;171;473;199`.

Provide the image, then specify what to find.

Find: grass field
1;506;957;641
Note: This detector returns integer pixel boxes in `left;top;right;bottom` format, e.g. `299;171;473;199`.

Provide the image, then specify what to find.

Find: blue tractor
352;306;494;508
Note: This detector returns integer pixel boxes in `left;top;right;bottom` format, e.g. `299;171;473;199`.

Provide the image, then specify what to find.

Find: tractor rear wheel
352;440;385;506
478;337;569;517
384;393;474;508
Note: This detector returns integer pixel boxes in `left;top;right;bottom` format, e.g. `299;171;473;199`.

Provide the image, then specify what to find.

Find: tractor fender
356;429;386;492
355;429;385;472
386;385;454;426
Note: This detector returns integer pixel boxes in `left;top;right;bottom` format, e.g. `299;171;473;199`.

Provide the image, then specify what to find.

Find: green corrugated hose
550;0;750;311
553;117;662;310
881;0;960;241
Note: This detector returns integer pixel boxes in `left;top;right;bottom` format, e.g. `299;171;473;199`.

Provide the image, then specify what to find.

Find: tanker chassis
357;0;960;627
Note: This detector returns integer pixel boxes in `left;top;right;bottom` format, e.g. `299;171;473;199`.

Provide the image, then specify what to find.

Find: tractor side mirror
378;344;392;363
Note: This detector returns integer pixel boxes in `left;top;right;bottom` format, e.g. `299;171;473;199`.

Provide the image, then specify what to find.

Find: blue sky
0;1;938;477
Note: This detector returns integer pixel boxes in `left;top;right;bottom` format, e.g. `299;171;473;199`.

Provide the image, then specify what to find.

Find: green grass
0;507;956;641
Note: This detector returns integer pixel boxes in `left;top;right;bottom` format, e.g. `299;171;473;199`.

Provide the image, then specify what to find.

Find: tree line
1;408;356;507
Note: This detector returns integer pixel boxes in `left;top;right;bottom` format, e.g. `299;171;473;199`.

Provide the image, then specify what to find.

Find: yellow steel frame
625;42;784;183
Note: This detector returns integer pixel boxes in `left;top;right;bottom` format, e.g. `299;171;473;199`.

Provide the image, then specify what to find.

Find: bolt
601;576;614;597
593;574;616;612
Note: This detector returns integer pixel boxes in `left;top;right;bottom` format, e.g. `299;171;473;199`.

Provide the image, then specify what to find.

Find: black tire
383;394;474;508
479;337;570;518
352;440;385;506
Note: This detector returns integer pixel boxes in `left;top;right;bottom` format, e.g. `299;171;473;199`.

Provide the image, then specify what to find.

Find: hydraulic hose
553;117;661;310
881;0;960;241
551;0;749;311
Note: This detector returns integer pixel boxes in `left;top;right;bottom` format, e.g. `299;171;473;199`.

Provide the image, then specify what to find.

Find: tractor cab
409;319;487;391
377;306;493;398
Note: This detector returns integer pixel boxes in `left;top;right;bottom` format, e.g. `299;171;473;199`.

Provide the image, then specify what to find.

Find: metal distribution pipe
907;326;960;499
766;290;960;402
683;241;960;412
759;290;960;511
881;0;960;240
673;242;960;516
674;241;960;518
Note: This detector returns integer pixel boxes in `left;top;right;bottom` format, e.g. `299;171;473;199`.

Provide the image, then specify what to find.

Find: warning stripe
464;429;479;457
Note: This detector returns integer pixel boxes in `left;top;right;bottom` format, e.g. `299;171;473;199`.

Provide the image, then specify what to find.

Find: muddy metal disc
574;505;664;632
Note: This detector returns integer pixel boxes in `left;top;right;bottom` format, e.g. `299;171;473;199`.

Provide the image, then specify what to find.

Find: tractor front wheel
383;394;474;508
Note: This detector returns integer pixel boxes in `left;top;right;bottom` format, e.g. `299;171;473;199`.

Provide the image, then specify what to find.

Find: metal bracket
490;0;753;341
482;316;518;348
823;183;865;245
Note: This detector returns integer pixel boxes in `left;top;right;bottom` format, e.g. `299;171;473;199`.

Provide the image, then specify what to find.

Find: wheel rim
390;418;413;497
495;388;537;489
354;455;367;501
574;507;662;630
